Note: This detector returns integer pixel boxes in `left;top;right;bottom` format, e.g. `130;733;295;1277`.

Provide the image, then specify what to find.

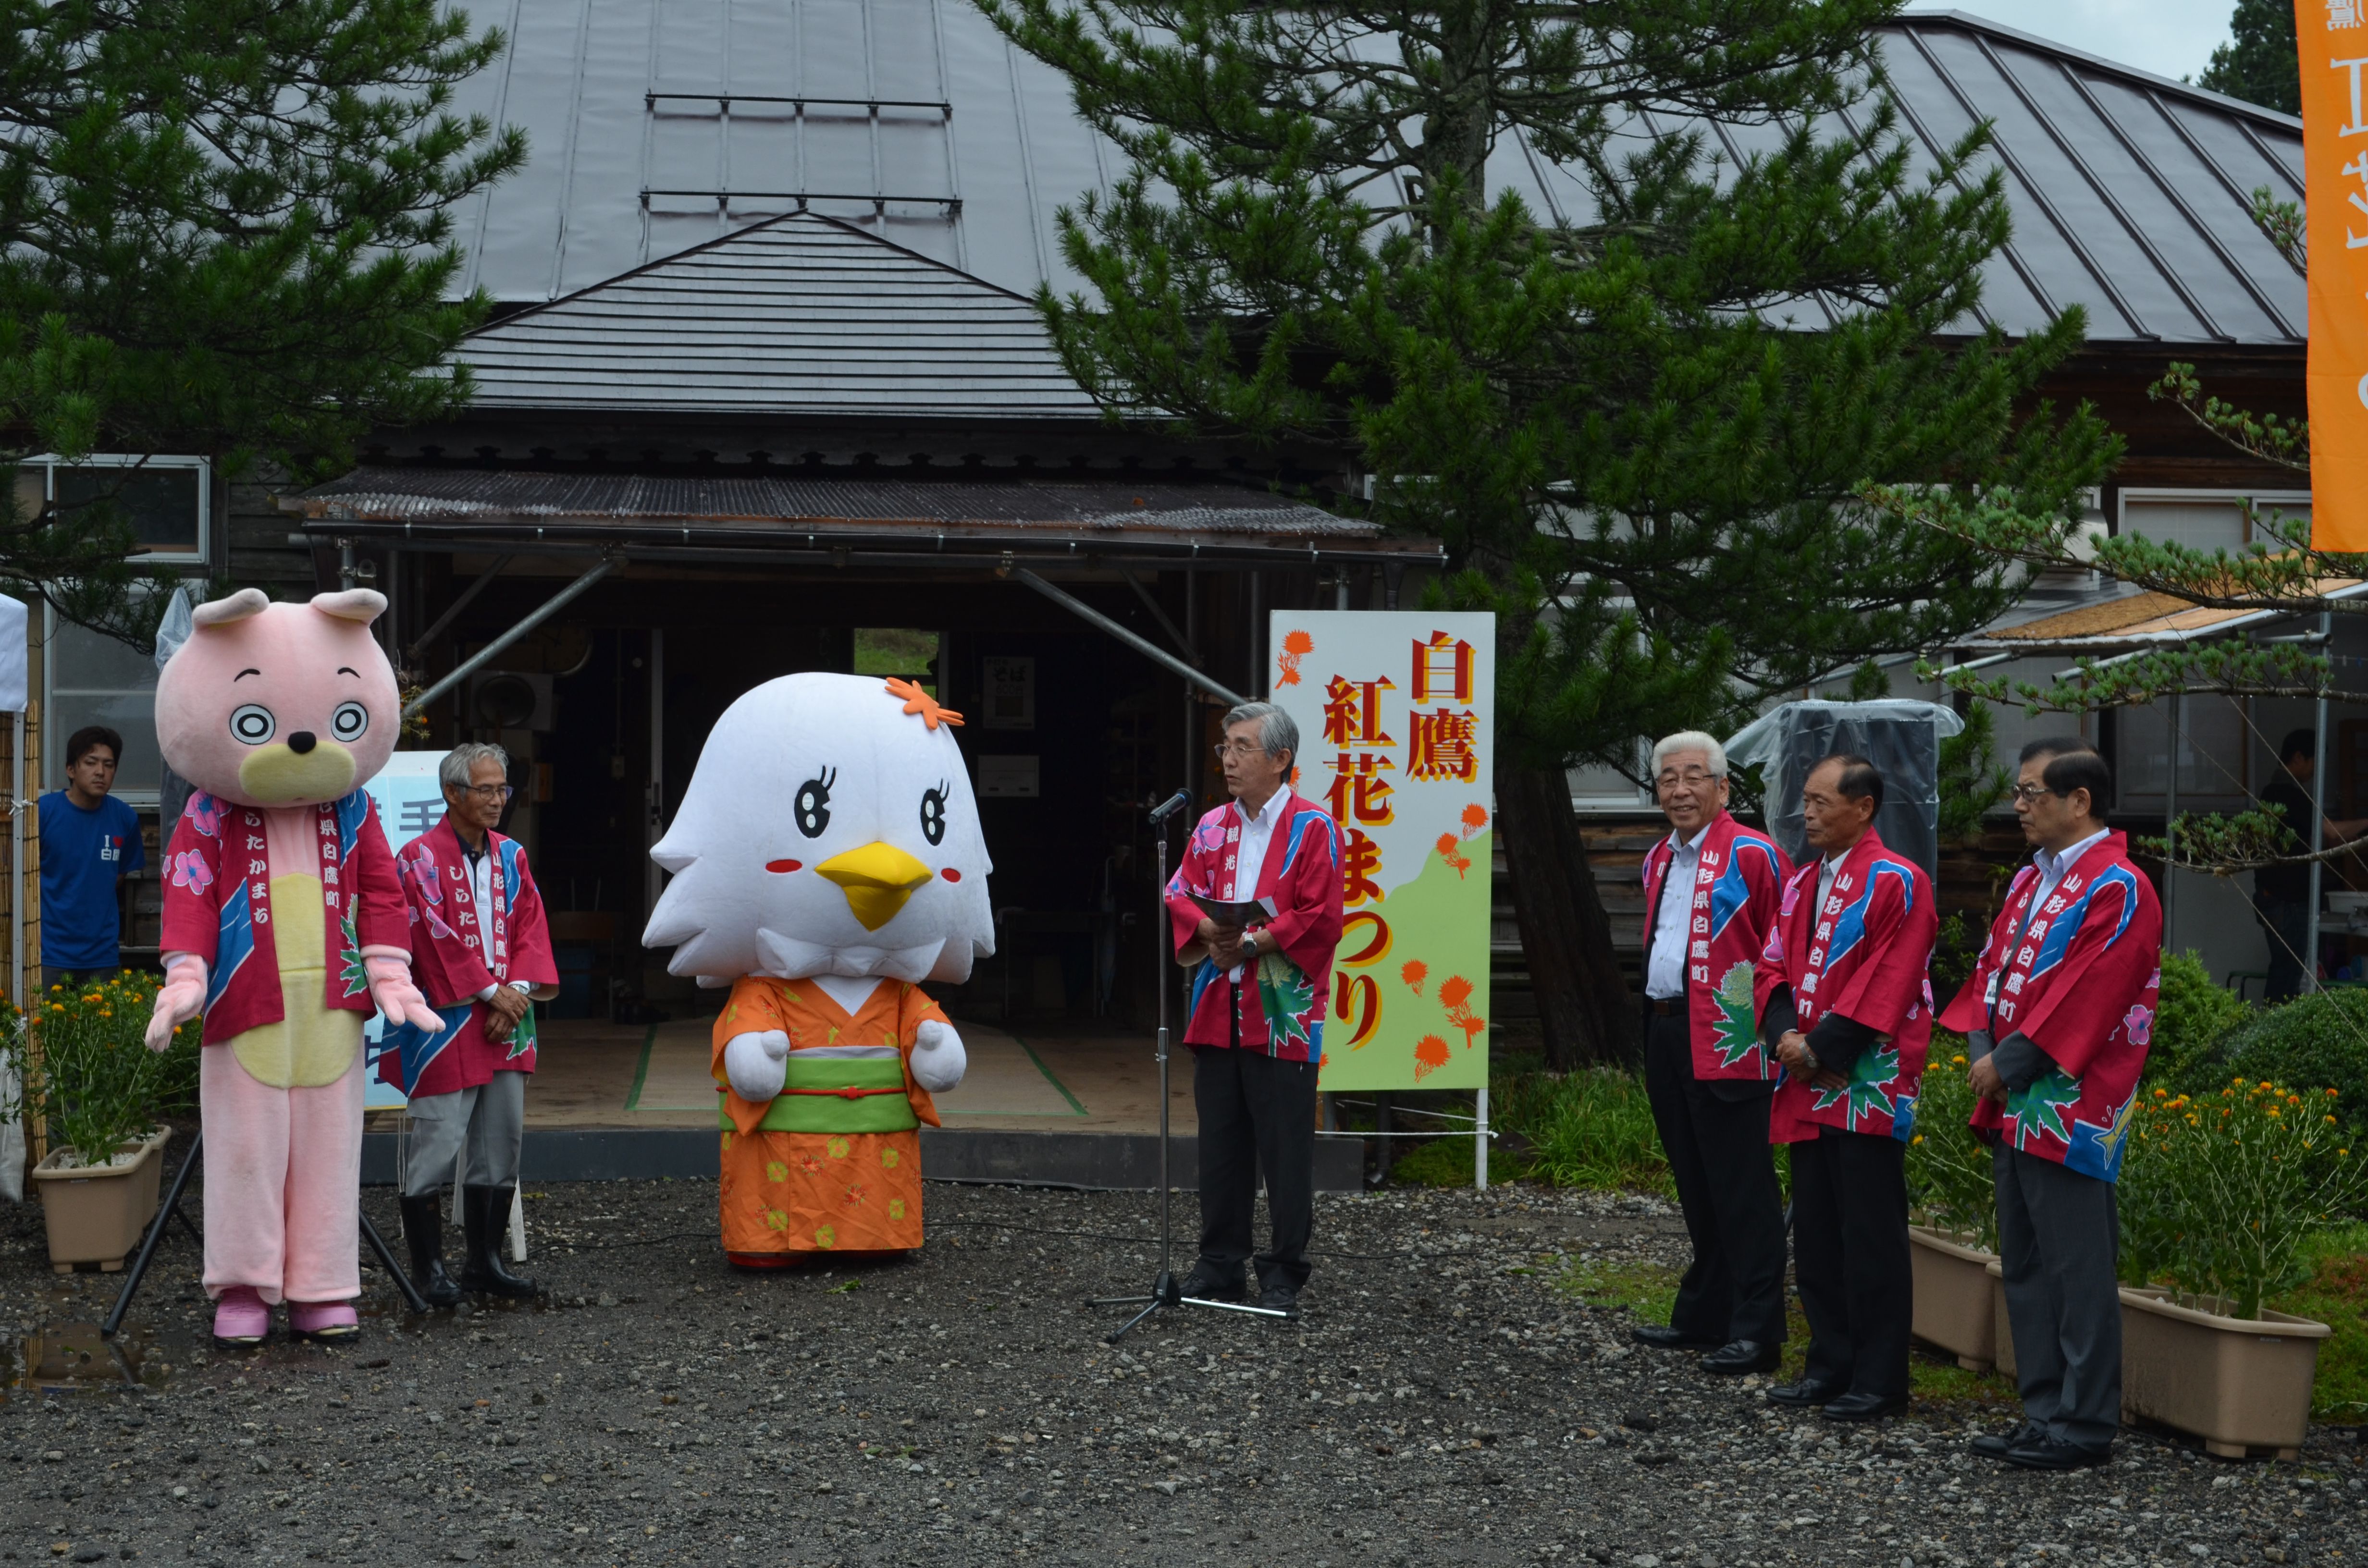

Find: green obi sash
726;1054;918;1135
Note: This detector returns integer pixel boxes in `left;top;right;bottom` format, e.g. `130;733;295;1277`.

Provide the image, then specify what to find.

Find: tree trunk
1499;763;1639;1071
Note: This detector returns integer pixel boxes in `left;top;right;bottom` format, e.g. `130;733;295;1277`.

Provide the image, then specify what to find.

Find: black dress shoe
1820;1391;1909;1423
1630;1323;1722;1350
1765;1379;1845;1407
1700;1339;1780;1375
2004;1438;2111;1471
1257;1283;1301;1319
1970;1421;2046;1459
1177;1263;1244;1302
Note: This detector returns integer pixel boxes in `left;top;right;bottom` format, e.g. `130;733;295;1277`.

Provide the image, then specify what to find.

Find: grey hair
1652;730;1727;778
1222;701;1299;766
440;741;512;792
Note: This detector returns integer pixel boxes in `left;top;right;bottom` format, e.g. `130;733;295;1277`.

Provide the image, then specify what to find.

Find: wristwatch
1241;931;1260;960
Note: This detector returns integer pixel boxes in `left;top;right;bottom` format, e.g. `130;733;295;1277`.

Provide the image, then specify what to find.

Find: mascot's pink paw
288;1300;359;1340
212;1286;271;1347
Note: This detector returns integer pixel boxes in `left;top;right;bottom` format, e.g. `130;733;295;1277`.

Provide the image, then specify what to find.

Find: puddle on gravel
6;1321;174;1396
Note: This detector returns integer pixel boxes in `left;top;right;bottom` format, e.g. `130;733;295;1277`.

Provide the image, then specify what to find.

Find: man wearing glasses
1630;732;1794;1375
1941;739;2161;1470
1164;702;1344;1319
378;742;559;1305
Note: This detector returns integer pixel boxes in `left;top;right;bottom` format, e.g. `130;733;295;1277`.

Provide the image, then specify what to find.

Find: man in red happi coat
381;743;558;1305
1757;755;1936;1422
1165;701;1344;1319
1940;739;2161;1471
1630;731;1794;1375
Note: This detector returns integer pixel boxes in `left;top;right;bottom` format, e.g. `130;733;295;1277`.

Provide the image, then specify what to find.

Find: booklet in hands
1186;893;1271;927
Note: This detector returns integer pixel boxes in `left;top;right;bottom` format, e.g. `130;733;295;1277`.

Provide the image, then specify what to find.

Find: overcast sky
1907;0;2238;84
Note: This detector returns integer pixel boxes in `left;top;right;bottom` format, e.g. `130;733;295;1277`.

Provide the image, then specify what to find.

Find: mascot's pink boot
213;1286;271;1347
289;1300;359;1340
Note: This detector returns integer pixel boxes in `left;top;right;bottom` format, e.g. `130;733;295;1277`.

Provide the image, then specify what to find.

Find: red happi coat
1937;832;2162;1182
1638;811;1792;1081
1756;829;1937;1144
157;791;410;1046
380;816;559;1096
1164;790;1345;1062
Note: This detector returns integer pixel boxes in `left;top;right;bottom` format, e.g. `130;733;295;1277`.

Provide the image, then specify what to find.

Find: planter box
2119;1287;2330;1461
1985;1258;2330;1459
1985;1260;2016;1381
1909;1226;1999;1371
30;1127;170;1274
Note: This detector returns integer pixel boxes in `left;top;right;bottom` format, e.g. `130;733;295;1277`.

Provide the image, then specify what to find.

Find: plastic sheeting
1725;700;1965;879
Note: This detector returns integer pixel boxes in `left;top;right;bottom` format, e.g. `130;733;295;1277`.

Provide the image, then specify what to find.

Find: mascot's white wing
643;672;995;988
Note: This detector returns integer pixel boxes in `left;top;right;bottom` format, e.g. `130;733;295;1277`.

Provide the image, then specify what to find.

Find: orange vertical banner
2300;0;2368;551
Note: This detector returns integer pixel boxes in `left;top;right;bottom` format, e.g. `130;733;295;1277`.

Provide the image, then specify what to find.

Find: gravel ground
0;1169;2362;1567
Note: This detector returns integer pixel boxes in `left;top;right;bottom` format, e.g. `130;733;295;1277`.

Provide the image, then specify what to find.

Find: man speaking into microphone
1164;701;1345;1319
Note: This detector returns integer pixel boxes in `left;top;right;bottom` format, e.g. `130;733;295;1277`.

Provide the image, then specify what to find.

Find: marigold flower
1952;1054;1968;1066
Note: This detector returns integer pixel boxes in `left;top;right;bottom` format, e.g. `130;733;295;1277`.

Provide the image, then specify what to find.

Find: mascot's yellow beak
815;841;933;931
237;738;358;804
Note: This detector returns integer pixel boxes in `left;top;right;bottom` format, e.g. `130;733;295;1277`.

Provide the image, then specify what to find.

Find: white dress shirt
1227;788;1287;980
1815;845;1850;918
1645;826;1708;999
2031;825;2111;909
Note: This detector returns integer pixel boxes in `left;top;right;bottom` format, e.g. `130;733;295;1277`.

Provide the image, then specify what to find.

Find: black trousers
1994;1144;2122;1452
1191;1040;1320;1292
1790;1127;1912;1400
1642;1010;1788;1346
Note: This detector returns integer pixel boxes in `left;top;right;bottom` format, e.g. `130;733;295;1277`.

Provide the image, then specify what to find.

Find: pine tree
985;0;2116;1066
2197;0;2300;114
0;0;525;647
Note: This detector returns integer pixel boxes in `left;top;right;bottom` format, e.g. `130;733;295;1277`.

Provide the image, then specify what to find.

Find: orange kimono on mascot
642;674;992;1265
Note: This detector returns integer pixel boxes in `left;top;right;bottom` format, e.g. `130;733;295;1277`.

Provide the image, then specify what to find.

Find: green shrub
1501;1067;1673;1196
1389;1132;1524;1188
2187;988;2368;1129
2146;950;2253;1087
1906;1033;1997;1250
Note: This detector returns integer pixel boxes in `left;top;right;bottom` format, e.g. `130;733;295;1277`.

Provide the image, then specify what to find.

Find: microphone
1147;789;1191;823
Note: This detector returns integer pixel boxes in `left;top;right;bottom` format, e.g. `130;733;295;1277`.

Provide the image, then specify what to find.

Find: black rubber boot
398;1193;465;1309
459;1184;539;1298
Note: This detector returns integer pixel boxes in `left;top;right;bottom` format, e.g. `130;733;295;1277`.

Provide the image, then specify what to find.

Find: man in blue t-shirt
39;725;147;982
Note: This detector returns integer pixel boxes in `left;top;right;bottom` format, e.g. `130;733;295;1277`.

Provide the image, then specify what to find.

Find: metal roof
1492;12;2304;347
436;2;2300;433
458;211;1098;416
445;0;1110;303
286;466;1431;562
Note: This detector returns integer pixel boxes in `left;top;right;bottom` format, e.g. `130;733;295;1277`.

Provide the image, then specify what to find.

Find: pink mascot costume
144;588;445;1346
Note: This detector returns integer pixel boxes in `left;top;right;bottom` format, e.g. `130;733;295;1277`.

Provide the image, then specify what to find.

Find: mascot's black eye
920;783;948;847
229;703;276;745
329;700;369;742
794;767;836;838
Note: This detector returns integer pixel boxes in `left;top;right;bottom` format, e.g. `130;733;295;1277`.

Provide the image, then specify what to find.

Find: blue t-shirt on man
39;790;145;972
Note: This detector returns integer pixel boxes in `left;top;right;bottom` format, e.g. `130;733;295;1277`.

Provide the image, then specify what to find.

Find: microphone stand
1088;790;1290;1342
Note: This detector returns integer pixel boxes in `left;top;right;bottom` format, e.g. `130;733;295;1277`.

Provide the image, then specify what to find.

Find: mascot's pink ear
190;588;271;629
309;589;387;625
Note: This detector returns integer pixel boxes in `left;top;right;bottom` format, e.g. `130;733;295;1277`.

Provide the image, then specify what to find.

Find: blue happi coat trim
1822;858;1918;973
207;882;256;1013
1707;835;1780;942
333;789;369;864
2027;863;2140;983
495;835;524;916
1278;808;1339;880
380;1003;472;1097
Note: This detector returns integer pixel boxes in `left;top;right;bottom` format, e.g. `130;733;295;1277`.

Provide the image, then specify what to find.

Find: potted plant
2111;1078;2360;1459
1904;1041;2002;1370
0;974;199;1272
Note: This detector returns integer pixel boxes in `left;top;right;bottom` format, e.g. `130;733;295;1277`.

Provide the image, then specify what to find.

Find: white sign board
360;753;448;1108
1267;612;1495;1091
